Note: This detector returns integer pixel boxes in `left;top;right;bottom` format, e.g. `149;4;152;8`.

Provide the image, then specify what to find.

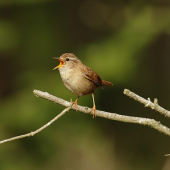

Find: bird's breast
58;67;98;96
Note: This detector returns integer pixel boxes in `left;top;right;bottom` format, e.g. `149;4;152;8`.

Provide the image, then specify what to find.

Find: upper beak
53;57;65;70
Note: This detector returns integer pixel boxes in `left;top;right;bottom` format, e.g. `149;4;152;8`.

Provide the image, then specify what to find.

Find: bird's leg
90;93;96;118
72;96;79;111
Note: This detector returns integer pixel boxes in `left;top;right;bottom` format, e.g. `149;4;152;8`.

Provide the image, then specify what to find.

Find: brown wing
83;67;103;88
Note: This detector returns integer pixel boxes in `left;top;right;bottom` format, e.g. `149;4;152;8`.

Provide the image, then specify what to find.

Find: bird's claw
90;105;96;118
71;101;78;111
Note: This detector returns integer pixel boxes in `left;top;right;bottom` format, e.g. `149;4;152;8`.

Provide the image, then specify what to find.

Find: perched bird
53;53;113;118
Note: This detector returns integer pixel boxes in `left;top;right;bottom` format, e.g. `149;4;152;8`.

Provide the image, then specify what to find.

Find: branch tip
145;98;151;107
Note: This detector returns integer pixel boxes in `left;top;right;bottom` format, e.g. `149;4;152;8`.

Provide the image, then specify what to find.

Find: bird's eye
66;58;69;61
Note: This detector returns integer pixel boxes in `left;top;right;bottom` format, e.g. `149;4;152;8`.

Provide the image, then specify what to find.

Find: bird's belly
60;71;97;96
63;78;95;96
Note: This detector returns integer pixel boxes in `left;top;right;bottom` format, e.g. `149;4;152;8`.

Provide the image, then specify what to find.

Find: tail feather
102;80;113;86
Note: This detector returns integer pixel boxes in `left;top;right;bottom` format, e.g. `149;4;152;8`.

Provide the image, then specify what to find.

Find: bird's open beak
53;57;65;70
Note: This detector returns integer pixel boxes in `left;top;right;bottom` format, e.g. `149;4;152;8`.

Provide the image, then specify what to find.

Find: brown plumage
53;53;113;118
102;80;113;86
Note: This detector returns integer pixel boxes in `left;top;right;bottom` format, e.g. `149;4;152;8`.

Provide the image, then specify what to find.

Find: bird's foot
72;102;78;111
90;105;96;118
71;98;79;111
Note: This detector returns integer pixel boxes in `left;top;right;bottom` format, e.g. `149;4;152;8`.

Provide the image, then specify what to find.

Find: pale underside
58;64;98;96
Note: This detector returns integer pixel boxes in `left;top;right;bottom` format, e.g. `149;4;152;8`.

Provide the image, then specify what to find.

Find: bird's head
53;53;81;70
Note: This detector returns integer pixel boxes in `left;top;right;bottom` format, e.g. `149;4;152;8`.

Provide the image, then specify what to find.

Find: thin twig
0;107;71;144
165;154;170;156
1;89;170;145
33;89;170;137
123;89;170;118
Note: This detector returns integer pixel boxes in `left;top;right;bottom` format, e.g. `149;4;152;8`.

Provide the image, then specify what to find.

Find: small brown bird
53;53;113;118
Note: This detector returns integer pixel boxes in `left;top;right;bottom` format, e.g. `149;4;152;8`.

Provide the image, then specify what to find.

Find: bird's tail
102;80;113;86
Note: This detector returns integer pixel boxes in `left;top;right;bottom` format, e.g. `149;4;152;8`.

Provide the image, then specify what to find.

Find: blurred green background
0;0;170;169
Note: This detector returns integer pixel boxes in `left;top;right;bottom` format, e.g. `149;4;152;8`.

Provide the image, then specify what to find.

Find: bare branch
1;88;170;145
0;107;71;144
165;154;170;156
124;89;170;118
33;89;170;137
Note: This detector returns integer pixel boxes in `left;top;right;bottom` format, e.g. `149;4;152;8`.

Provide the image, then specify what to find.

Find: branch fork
1;89;170;146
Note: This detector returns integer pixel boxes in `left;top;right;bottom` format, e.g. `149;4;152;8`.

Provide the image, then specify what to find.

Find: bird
53;53;113;118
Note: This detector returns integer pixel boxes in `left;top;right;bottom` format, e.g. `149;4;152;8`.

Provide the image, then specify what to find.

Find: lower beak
53;57;64;70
